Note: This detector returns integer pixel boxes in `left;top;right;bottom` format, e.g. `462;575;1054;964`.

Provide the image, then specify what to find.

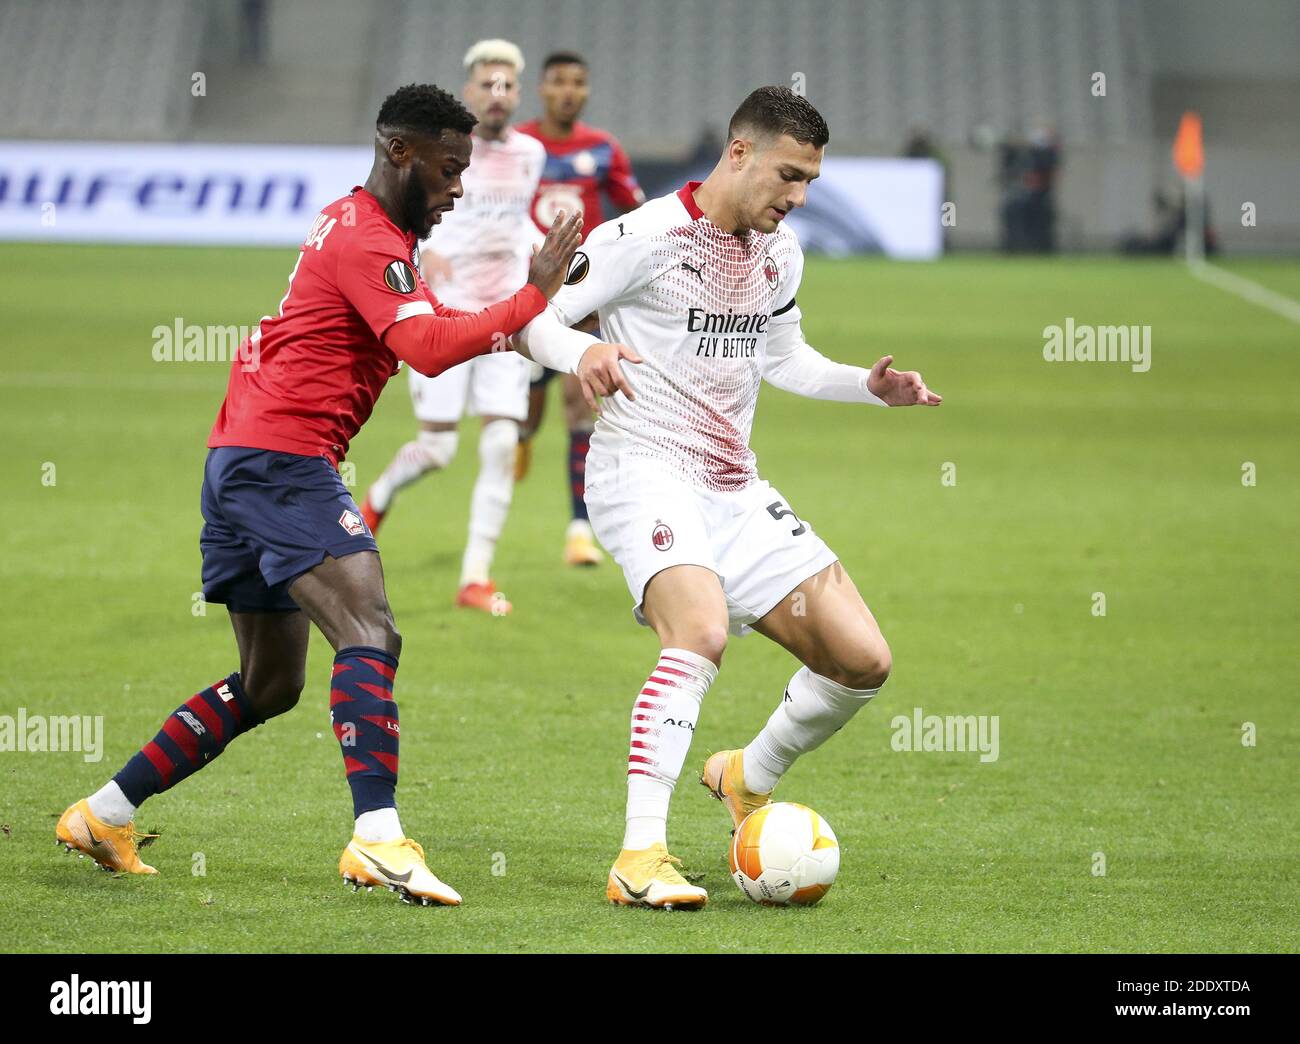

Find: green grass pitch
1;243;1296;953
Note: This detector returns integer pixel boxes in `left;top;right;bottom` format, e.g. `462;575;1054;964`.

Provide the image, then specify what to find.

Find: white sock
743;666;880;794
623;648;718;850
460;419;517;586
369;429;458;513
354;807;403;842
566;518;597;543
87;780;135;827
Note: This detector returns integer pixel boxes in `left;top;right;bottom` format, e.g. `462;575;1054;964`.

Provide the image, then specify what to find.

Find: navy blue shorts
200;446;377;613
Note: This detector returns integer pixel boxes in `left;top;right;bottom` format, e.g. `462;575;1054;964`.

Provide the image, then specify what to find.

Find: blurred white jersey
420;128;546;308
546;181;804;492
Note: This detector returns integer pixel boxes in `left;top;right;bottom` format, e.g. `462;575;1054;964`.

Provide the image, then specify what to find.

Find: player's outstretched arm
384;212;584;378
384;288;544;377
762;310;941;406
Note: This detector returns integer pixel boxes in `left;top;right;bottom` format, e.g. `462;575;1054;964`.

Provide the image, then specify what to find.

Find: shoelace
656;852;689;882
127;823;159;849
397;838;426;862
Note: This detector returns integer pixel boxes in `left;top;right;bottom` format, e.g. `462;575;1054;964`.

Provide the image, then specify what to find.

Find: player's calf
741;665;884;795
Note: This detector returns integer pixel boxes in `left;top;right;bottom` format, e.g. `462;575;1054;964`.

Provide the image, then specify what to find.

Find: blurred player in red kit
515;51;644;566
54;84;583;906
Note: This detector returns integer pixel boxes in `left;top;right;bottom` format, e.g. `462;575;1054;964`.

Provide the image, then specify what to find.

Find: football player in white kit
517;86;942;907
362;40;546;614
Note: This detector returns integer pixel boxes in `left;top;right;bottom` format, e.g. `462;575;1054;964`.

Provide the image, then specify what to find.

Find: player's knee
825;638;891;691
416;429;458;470
369;616;402;658
244;667;306;719
665;623;728;667
341;600;402;657
479;418;517;467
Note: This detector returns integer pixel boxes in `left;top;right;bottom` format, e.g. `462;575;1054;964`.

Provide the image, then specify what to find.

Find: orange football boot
56;799;158;875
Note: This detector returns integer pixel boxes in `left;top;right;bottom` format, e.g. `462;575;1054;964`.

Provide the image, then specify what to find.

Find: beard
401;173;431;238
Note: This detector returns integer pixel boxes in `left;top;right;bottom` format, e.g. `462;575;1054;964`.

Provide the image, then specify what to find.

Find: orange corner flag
1173;111;1204;179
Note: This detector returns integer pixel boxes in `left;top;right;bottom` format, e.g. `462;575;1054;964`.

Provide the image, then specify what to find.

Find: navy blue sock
330;646;400;817
113;673;262;807
569;429;591;521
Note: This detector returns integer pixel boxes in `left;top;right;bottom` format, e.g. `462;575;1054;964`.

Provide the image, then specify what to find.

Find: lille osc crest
339;510;366;536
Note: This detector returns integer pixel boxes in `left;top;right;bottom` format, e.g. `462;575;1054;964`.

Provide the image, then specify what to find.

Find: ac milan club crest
339;509;367;536
651;521;674;551
762;255;779;288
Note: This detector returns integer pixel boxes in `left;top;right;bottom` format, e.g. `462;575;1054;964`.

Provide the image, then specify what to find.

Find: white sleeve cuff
518;305;598;374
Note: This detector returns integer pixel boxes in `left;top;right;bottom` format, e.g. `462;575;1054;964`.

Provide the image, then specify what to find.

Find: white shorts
584;453;839;636
408;351;530;423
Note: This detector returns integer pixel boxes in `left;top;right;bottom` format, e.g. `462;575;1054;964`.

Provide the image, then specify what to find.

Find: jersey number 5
767;501;806;537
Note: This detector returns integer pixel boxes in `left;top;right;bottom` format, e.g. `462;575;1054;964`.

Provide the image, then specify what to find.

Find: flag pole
1185;176;1204;267
1172;111;1205;268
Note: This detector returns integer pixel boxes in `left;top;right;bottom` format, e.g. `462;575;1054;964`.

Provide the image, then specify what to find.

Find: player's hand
527;210;584;299
577;342;642;412
421;249;453;285
867;355;942;406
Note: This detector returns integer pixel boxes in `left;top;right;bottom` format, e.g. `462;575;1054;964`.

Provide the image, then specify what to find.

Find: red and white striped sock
623;647;718;850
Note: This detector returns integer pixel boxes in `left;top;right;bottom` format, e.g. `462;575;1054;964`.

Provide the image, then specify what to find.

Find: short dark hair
541;51;587;76
376;83;476;138
727;86;829;149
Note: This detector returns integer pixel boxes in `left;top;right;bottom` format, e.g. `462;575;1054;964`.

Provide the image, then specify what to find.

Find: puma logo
681;260;705;282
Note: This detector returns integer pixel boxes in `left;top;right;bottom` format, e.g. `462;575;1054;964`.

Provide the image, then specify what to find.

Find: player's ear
384;134;408;166
729;136;751;171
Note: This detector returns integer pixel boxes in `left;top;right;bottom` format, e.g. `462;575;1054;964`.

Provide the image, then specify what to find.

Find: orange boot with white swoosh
339;836;462;906
56;799;158;875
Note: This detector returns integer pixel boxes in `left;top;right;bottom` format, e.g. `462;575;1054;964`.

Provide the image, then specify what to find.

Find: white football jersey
421;127;546;309
548;182;804;492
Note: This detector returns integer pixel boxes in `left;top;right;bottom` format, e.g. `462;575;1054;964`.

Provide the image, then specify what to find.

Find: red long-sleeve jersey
516;120;643;240
208;187;544;465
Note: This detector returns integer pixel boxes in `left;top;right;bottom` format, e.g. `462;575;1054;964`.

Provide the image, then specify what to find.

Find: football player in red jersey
515;51;645;567
53;84;625;906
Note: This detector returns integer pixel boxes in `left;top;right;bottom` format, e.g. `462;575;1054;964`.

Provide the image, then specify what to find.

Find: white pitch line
1191;261;1300;324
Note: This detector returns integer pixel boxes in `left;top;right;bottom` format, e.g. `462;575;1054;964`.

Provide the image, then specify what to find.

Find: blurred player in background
519;87;940;909
515;51;645;567
361;41;546;615
56;84;582;904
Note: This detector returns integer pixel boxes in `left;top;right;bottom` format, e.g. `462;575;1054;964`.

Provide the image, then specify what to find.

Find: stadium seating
0;0;202;140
